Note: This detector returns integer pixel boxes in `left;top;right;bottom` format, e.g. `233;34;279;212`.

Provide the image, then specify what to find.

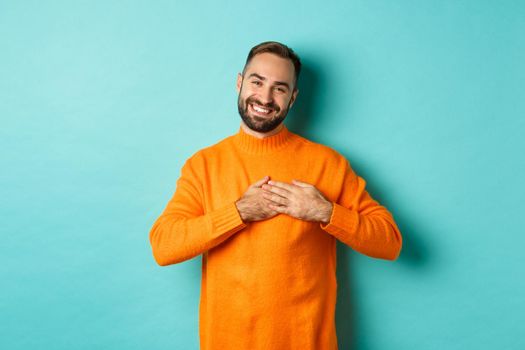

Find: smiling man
237;51;298;135
149;41;402;350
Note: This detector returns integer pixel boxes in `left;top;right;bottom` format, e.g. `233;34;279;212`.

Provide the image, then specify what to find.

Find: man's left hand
261;179;333;223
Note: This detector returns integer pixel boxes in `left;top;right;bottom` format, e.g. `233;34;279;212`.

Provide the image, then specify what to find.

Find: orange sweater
149;125;402;350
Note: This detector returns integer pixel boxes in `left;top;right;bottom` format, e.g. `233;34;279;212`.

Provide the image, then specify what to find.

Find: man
149;41;402;350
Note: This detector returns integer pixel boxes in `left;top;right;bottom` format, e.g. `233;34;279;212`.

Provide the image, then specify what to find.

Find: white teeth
252;104;271;114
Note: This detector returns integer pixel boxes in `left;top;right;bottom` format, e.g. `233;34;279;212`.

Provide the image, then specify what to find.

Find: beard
237;94;292;133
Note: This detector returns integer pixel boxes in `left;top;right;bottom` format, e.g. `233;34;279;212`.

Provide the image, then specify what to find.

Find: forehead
244;52;295;84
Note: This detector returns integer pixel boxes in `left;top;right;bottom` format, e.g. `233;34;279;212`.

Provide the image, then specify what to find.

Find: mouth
249;102;275;116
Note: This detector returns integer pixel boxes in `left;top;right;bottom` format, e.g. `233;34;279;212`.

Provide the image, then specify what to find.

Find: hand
261;179;334;223
235;176;279;222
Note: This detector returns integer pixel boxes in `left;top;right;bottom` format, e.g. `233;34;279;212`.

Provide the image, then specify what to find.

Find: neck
240;121;284;139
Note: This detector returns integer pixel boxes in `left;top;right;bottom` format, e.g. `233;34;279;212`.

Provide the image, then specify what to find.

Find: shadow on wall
335;154;431;349
286;56;430;349
285;57;321;136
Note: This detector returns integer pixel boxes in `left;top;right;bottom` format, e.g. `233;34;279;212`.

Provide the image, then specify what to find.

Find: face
236;52;299;133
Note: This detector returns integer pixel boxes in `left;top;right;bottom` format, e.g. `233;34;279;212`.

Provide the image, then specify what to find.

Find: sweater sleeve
149;157;248;266
320;159;402;260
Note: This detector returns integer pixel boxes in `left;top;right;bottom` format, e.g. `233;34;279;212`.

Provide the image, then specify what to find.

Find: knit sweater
149;124;402;350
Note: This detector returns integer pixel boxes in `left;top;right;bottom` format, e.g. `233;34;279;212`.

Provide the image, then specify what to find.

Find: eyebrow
247;73;291;90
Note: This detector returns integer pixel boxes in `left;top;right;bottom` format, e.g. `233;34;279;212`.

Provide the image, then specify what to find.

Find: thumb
292;179;311;187
252;175;270;188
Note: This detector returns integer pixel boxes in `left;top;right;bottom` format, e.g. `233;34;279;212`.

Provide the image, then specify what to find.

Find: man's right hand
235;176;279;222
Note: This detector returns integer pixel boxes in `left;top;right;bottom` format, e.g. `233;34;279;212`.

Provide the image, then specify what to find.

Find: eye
275;87;287;93
251;80;262;86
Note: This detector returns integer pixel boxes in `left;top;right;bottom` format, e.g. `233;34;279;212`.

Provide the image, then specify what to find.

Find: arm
149;157;247;266
320;160;402;260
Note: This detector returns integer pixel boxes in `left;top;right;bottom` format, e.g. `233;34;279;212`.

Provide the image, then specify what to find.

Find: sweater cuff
208;202;247;237
320;202;359;239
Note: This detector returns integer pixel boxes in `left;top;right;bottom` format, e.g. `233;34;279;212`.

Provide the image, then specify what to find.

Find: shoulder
183;133;234;167
291;132;349;167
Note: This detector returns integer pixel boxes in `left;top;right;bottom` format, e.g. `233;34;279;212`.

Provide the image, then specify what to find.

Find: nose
259;86;274;105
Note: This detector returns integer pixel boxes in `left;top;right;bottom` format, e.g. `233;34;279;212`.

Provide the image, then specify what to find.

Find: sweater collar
233;124;292;154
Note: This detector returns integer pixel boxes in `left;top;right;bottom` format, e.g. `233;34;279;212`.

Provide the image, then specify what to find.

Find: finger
267;180;298;193
292;179;312;187
268;202;287;214
251;175;270;188
262;184;291;198
263;191;288;205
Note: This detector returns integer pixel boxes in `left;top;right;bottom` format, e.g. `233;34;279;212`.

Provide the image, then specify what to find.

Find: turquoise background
1;1;524;349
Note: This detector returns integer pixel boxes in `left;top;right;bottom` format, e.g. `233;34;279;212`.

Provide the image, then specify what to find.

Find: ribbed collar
232;124;292;155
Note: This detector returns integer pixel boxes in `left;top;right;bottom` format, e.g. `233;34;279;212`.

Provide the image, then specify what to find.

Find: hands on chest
235;176;333;224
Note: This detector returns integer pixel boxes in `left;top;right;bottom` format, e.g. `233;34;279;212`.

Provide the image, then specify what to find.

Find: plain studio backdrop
1;1;524;349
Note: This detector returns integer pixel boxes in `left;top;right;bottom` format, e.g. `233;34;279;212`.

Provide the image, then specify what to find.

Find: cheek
277;96;292;108
239;92;250;103
240;89;254;100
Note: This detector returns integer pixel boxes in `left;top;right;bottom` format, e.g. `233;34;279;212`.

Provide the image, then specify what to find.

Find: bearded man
149;41;402;350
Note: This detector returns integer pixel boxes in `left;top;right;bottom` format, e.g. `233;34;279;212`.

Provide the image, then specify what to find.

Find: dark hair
242;41;302;89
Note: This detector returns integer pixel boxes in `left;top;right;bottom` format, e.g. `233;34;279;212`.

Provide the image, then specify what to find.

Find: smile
250;103;274;115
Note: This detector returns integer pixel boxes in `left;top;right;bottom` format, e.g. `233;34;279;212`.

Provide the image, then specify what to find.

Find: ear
236;73;243;94
289;88;299;108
